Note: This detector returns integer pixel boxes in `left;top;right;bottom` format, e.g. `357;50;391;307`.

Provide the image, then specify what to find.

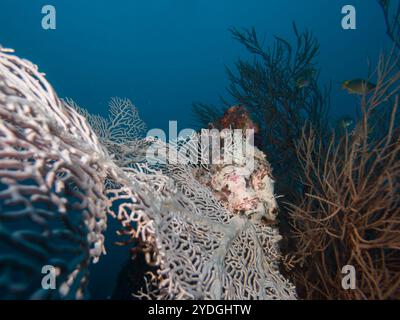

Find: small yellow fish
342;79;376;95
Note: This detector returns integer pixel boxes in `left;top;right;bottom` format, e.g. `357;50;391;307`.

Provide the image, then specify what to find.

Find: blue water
0;0;390;131
0;0;391;299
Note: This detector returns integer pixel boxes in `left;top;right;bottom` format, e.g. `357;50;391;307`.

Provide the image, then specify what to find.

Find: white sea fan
64;97;146;145
0;48;109;299
0;47;296;300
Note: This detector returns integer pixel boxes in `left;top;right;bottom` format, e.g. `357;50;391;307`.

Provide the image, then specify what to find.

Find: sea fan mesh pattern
0;47;296;300
0;48;109;299
64;97;146;145
116;138;296;300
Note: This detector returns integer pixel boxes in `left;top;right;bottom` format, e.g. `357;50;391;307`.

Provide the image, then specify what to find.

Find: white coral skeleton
0;46;296;300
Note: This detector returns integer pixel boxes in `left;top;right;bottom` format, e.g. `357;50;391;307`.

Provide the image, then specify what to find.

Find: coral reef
116;130;296;299
0;46;296;300
192;17;400;299
288;53;400;299
192;25;330;258
225;25;330;207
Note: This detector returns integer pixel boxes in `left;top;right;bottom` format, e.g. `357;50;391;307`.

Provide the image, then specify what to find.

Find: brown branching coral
288;52;400;299
226;24;330;179
192;18;400;299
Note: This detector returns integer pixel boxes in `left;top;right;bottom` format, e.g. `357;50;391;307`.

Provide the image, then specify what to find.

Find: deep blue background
0;0;391;299
0;0;390;131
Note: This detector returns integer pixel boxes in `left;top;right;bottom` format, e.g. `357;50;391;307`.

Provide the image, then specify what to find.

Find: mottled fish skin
342;79;376;95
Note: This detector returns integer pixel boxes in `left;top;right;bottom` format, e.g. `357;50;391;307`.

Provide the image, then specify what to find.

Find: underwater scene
0;0;399;302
